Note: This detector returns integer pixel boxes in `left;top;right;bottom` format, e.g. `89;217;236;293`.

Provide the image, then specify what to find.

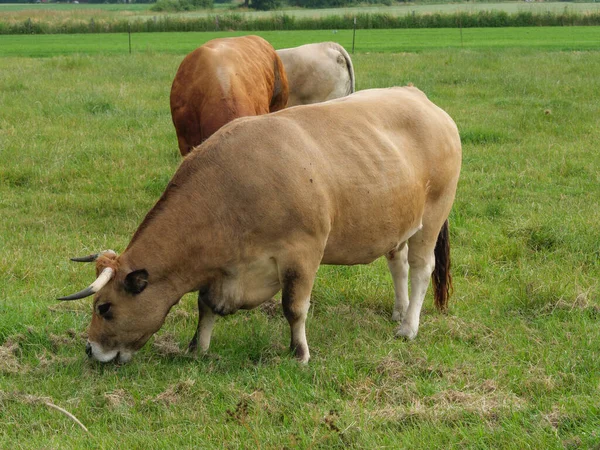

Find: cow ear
123;269;149;295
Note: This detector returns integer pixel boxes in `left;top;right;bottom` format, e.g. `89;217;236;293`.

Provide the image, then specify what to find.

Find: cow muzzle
86;340;133;364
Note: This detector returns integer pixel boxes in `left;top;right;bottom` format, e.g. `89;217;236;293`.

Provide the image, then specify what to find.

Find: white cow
277;42;355;107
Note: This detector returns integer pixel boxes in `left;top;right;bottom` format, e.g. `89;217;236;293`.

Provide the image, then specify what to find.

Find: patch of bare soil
323;409;341;433
226;390;268;424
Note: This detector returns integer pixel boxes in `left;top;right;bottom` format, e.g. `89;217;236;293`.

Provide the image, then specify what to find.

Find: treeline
0;0;151;2
3;9;600;34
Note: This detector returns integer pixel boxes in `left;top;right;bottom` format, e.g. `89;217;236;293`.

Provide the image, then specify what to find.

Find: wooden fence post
352;16;356;54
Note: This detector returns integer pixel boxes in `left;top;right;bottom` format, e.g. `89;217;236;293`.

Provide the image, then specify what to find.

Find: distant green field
0;26;598;58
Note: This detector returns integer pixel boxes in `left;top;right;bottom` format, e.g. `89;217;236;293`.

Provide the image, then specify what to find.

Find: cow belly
321;187;425;265
321;222;421;266
207;256;281;315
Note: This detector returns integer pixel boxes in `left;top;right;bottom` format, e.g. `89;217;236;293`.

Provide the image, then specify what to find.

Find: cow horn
70;249;116;263
58;267;115;301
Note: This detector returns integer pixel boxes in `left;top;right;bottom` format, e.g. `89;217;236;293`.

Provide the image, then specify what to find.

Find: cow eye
97;303;112;317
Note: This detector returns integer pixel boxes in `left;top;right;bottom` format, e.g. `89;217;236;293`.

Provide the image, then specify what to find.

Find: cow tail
332;43;355;94
271;54;289;111
432;219;452;313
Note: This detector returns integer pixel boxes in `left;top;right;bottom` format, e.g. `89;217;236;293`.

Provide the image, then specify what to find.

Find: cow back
170;35;288;156
166;87;461;265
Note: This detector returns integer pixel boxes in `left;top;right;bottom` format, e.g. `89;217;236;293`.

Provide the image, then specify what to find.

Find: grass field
1;28;600;448
0;26;599;57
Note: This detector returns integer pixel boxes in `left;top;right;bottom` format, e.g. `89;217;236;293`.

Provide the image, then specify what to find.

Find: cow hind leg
386;242;409;322
396;229;438;340
188;293;216;353
280;261;319;364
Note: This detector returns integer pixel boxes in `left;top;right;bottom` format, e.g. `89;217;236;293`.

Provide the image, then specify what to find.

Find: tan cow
170;35;288;156
276;42;355;107
59;87;462;364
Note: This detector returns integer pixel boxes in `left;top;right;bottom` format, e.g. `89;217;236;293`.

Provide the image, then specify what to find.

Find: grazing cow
276;42;355;107
59;87;462;364
170;35;288;156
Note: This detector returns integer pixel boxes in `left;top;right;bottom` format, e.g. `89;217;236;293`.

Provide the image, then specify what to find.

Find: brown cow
59;87;462;364
276;42;355;107
170;35;288;156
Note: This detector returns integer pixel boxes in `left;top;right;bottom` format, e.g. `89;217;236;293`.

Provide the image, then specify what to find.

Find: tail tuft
432;219;453;313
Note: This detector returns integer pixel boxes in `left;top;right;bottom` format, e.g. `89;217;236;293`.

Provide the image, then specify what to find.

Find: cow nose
85;342;92;358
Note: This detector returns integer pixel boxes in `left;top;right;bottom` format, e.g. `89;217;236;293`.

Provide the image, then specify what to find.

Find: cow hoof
395;324;417;341
296;354;310;364
291;345;310;364
187;339;198;353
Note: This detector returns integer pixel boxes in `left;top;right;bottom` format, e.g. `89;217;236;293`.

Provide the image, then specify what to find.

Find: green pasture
1;26;599;58
1;29;600;448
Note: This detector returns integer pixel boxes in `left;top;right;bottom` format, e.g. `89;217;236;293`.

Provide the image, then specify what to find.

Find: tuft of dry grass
104;389;134;409
153;333;184;357
36;350;77;369
366;386;526;426
0;338;23;374
155;379;196;406
258;298;281;318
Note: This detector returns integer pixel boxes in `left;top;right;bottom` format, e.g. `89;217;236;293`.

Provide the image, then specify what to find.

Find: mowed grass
1;31;600;447
1;26;599;58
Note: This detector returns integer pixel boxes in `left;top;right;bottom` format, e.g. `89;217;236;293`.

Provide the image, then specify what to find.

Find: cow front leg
281;266;317;364
386;242;409;322
188;293;216;353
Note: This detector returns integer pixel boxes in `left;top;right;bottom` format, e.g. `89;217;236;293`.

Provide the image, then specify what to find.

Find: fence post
352;16;356;54
215;16;219;31
128;23;132;55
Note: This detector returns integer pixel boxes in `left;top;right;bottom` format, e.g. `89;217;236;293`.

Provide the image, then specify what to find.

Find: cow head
58;250;177;364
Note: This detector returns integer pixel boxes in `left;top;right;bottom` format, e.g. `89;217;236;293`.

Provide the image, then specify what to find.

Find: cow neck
123;172;234;293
